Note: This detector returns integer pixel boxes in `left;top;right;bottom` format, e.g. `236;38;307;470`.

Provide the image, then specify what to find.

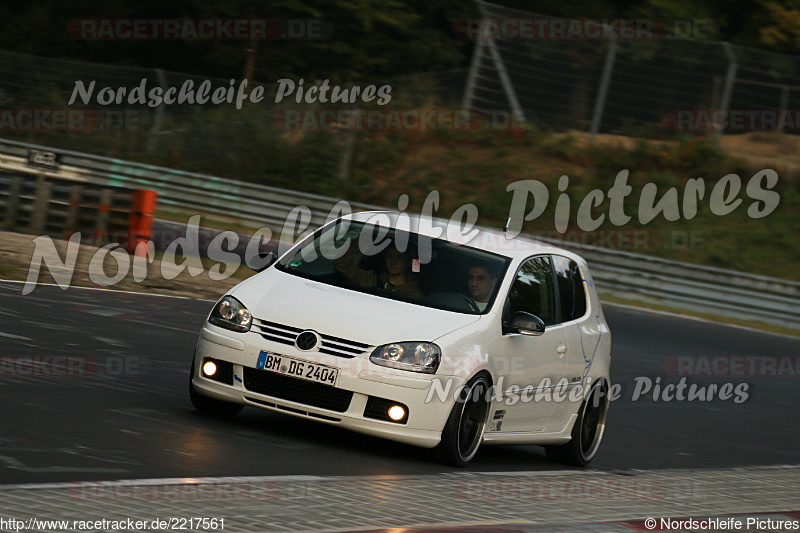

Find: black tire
544;380;608;467
189;358;244;418
436;374;491;466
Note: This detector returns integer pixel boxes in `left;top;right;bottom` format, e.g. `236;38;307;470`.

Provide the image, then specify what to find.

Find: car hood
231;269;481;348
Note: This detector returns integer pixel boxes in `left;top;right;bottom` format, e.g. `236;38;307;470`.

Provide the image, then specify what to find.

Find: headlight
370;342;441;374
208;296;252;332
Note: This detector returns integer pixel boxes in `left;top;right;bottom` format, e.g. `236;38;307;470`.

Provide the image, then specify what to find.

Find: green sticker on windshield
289;260;303;267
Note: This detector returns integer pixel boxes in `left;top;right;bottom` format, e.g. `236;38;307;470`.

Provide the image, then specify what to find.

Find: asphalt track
0;281;799;486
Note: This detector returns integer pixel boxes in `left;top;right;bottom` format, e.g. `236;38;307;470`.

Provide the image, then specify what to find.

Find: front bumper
192;326;465;449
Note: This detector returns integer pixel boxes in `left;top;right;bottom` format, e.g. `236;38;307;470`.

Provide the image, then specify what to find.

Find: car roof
341;210;582;262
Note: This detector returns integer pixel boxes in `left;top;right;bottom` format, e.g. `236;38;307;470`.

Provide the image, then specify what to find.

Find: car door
549;254;600;426
487;255;568;433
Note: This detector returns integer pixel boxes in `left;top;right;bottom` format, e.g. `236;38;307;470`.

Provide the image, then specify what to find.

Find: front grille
242;367;353;413
244;397;341;422
253;319;371;358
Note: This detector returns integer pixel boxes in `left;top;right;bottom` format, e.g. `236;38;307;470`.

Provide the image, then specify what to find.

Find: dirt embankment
0;231;245;300
570;130;800;176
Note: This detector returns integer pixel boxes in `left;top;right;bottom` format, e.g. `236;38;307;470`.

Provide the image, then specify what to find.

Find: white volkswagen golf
190;211;611;466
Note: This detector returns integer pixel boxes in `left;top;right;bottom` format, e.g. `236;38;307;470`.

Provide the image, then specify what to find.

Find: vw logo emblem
295;330;320;351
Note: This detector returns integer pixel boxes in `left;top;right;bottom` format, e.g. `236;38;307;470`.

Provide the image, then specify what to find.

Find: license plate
256;352;339;386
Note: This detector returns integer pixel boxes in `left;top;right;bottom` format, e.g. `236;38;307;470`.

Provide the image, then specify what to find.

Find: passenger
333;242;424;299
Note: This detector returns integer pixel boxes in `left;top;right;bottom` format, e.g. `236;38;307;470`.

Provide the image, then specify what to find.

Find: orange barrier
127;189;157;254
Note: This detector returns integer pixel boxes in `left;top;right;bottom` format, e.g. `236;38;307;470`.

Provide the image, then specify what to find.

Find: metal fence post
779;85;790;131
66;184;83;235
485;38;525;123
146;68;167;155
95;188;112;243
473;0;524;122
590;31;618;142
2;176;22;231
337;129;355;195
28;174;51;234
714;42;738;146
462;39;485;110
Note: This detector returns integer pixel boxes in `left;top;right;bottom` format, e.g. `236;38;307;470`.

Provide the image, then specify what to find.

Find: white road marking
0;331;32;341
0;454;129;474
0;278;211;301
602;300;800;339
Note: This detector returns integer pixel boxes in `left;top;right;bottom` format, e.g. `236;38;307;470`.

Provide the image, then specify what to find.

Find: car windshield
275;220;511;315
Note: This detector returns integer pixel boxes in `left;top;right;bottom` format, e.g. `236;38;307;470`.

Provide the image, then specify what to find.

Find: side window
552;255;588;322
506;256;557;325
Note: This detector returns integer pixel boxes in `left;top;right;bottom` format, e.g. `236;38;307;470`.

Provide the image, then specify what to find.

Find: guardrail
1;137;798;330
0;138;381;232
0;169;145;250
547;241;800;330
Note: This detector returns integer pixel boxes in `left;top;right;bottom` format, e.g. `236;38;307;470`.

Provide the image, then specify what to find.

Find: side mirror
251;251;277;272
504;311;545;336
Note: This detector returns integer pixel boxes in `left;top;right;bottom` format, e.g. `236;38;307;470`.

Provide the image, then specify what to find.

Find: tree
758;0;800;54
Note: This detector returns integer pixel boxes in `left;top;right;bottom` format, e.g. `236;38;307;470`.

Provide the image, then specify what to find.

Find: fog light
202;360;218;377
388;405;406;421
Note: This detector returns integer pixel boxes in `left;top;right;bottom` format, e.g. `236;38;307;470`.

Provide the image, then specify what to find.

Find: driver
467;264;498;312
333;241;424;299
